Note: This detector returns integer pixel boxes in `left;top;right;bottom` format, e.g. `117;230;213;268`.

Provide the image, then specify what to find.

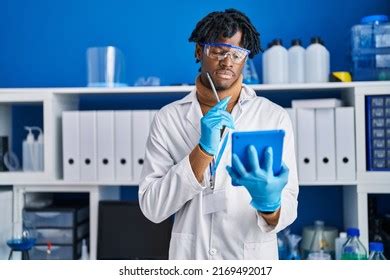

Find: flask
369;242;387;260
263;39;288;84
341;228;368;260
307;220;332;259
305;37;330;83
334;232;348;260
288;39;305;83
22;126;36;171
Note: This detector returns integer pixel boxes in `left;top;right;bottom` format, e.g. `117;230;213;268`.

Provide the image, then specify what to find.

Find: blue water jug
351;15;390;81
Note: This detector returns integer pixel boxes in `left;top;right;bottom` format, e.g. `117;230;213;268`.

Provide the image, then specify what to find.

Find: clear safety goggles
200;42;250;64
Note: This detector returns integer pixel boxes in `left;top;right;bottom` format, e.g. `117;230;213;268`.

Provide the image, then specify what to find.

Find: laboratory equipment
87;46;127;87
368;242;387;260
351;15;390;81
341;227;368;260
305;37;330;83
288;39;305;83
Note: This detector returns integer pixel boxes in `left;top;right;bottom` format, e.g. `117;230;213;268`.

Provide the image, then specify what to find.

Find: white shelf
0;178;357;186
0;81;388;96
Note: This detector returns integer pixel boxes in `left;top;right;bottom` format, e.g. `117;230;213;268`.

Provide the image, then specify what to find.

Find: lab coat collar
179;84;257;135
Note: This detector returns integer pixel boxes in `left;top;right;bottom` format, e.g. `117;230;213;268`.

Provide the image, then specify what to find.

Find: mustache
215;69;235;76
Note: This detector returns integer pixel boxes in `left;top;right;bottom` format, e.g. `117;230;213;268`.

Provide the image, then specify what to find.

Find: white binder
315;108;336;181
285;108;298;157
297;108;316;182
0;190;12;259
335;107;356;181
132;110;151;183
115;111;133;182
79;111;97;181
62;111;80;181
97;111;115;181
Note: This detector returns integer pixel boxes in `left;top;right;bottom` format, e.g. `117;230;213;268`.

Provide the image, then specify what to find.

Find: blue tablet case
231;130;285;185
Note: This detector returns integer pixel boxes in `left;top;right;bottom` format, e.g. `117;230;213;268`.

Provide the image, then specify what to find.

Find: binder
97;111;115;181
114;111;133;182
335;107;356;180
132;110;151;183
285;108;298;157
315;108;336;181
297;108;316;182
62;111;80;181
79;111;97;181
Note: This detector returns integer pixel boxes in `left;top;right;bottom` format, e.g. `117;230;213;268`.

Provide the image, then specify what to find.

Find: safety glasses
200;42;250;64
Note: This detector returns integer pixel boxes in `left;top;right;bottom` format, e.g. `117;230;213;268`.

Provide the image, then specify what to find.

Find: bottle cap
24;127;35;143
369;242;384;252
361;15;389;24
273;39;283;46
310;36;324;45
339;232;347;238
291;39;302;47
347;227;360;237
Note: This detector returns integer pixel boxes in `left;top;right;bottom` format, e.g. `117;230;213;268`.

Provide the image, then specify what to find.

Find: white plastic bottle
335;232;348;260
263;39;288;84
288;39;305;83
305;37;330;83
23;126;36;171
262;41;273;84
34;127;44;171
80;238;89;260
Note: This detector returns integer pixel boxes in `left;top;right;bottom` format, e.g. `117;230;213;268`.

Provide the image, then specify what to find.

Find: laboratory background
0;0;390;260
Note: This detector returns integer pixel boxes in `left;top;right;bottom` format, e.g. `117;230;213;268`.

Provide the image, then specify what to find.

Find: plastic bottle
34;127;44;171
288;39;305;83
368;242;387;260
80;239;89;260
335;232;348;260
262;42;273;84
341;228;368;260
23;126;36;171
263;39;288;84
305;37;330;83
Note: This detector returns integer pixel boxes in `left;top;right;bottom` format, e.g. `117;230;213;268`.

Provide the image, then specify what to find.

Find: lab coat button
209;248;217;256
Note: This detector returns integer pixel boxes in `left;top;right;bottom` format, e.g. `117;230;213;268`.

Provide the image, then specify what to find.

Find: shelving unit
1;81;390;259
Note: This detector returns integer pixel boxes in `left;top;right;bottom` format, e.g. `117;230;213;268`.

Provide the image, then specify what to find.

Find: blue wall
1;0;390;87
2;1;390;237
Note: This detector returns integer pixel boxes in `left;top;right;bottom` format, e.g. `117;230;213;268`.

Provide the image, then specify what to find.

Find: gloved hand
226;145;289;212
199;96;235;155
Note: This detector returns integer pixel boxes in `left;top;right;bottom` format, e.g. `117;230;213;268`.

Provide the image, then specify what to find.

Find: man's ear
195;44;202;62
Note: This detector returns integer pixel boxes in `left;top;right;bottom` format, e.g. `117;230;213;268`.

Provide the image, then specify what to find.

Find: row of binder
286;107;356;182
366;95;390;170
62;110;157;182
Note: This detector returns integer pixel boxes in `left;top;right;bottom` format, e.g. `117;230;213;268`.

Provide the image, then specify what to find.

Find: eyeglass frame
199;42;251;64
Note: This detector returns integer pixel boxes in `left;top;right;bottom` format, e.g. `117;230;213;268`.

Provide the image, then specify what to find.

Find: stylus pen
206;72;220;102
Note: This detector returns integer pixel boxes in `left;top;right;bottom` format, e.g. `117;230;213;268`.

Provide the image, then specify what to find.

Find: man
139;9;298;260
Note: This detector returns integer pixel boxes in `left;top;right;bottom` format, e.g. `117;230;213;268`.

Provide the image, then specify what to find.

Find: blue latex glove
226;145;289;212
199;96;235;155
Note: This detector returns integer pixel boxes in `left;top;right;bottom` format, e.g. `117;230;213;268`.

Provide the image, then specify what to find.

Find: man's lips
215;69;235;79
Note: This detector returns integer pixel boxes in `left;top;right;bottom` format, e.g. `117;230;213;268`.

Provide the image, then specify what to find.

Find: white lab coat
139;84;299;260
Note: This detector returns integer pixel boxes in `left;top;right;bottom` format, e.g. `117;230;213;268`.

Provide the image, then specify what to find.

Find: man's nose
219;52;234;67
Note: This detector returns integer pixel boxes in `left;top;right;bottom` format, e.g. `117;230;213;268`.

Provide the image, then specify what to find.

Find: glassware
86;46;127;87
341;228;368;260
368;242;387;260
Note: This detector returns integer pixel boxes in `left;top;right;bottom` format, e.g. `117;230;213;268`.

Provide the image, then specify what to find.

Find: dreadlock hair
189;9;261;62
